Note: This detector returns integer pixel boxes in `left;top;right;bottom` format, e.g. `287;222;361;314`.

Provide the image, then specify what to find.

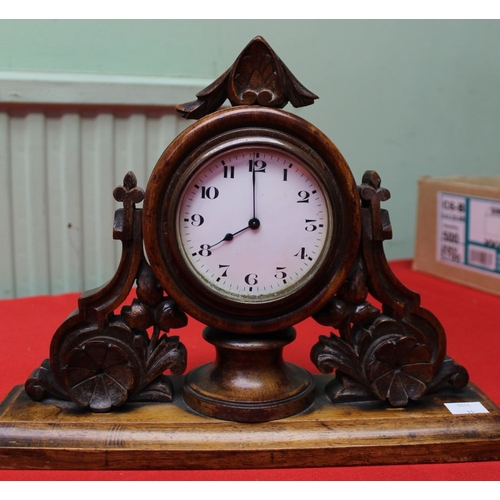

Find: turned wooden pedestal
183;327;315;422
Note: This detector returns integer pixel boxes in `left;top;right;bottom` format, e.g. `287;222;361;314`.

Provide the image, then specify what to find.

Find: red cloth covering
0;260;498;480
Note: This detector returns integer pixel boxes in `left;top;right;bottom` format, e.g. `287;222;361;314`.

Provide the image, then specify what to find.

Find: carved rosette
311;170;469;407
26;172;188;412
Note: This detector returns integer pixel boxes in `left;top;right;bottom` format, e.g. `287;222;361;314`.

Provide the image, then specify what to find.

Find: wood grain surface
1;376;499;470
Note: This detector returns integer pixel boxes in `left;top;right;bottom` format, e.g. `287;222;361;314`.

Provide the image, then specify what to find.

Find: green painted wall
1;19;499;259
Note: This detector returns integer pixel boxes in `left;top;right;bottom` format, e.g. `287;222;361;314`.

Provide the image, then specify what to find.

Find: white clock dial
176;145;332;303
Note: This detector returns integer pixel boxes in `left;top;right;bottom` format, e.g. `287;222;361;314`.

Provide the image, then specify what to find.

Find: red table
0;260;499;480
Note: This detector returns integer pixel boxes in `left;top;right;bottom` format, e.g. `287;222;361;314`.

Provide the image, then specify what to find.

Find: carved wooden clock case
1;36;499;469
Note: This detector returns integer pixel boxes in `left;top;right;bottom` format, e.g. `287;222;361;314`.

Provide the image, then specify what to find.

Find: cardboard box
413;176;500;296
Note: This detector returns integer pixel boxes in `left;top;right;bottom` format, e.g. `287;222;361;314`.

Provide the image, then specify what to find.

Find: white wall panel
0;72;205;298
80;114;115;292
10;114;50;297
46;113;84;294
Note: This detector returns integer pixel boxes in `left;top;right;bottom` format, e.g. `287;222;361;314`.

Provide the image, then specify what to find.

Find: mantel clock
23;36;470;424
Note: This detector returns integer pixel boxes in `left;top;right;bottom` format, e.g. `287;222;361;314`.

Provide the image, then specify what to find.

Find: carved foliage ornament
26;172;188;412
311;171;469;407
176;36;318;119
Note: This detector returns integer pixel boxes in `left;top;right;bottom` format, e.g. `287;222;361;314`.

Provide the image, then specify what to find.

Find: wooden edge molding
1;376;499;470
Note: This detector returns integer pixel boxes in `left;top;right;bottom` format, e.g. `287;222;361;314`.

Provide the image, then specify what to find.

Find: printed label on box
437;192;500;277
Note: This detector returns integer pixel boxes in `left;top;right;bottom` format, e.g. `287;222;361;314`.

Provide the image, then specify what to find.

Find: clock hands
207;218;260;250
252;156;257;220
207;155;262;251
248;217;260;229
208;227;247;250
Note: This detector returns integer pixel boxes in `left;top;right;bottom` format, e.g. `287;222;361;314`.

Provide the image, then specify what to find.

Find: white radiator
0;72;208;298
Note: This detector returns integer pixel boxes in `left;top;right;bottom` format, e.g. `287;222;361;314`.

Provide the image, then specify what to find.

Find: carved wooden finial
177;36;318;119
359;170;392;241
113;171;144;241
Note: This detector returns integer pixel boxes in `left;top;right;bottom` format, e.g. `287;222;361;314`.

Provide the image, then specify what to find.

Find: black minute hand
252;157;257;219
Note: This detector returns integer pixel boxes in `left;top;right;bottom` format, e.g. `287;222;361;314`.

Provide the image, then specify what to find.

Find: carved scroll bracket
25;172;188;412
311;170;469;407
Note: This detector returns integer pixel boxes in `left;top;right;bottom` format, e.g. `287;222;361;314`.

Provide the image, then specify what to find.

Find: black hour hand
208;218;260;249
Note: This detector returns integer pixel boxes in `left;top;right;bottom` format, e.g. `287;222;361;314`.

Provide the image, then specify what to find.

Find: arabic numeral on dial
244;273;258;286
216;264;229;282
275;267;287;284
294;247;313;261
297;190;310;203
283;163;292;181
274;267;287;279
198;244;212;257
248;159;267;172
223;165;235;179
305;219;317;231
190;214;204;226
201;186;219;199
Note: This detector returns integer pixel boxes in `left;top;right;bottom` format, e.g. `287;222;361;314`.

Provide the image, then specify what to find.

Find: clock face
176;145;332;304
143;107;360;333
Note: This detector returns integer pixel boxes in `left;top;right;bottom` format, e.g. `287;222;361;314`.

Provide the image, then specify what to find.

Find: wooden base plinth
1;376;499;470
